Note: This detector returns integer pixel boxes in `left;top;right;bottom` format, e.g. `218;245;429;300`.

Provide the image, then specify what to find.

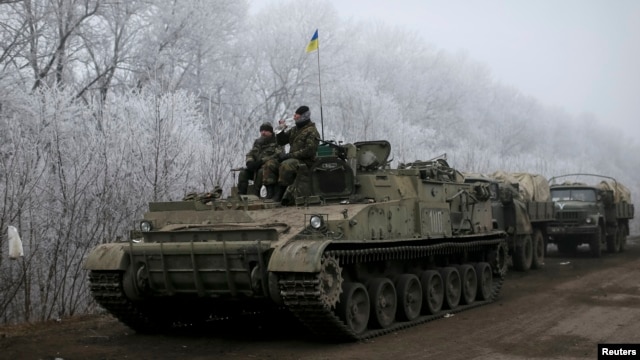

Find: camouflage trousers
278;158;304;186
263;158;311;187
262;159;280;186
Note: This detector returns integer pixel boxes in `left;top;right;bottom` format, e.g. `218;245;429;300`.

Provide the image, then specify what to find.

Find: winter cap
295;106;310;115
259;122;274;133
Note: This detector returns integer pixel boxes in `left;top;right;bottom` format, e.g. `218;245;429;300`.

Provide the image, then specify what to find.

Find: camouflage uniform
269;120;320;186
238;134;282;195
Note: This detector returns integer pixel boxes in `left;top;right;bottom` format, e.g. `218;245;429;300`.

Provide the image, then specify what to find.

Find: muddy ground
2;236;640;360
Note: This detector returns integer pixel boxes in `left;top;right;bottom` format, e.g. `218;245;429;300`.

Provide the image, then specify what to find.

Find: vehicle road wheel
457;264;477;305
420;270;444;315
531;229;545;269
336;282;370;335
590;226;603;258
367;278;397;328
474;262;493;301
439;267;461;310
395;274;422;321
513;235;533;271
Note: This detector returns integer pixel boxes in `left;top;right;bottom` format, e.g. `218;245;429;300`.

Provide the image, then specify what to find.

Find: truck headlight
310;215;324;229
585;217;593;224
140;220;152;232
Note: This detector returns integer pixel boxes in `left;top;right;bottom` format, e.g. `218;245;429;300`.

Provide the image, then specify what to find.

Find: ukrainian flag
306;29;318;53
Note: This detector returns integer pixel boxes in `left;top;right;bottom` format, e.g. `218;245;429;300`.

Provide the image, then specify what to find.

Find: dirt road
2;237;640;360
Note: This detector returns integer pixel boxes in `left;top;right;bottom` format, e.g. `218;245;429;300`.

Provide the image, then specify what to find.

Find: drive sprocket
317;255;343;308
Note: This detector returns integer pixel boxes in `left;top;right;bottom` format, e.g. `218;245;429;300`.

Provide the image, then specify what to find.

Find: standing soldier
238;122;281;197
266;106;320;202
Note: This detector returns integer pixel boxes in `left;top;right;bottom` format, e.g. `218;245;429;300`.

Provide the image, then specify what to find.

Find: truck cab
547;174;634;257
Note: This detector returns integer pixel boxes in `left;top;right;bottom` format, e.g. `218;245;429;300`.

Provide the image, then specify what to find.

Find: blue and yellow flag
306;29;319;53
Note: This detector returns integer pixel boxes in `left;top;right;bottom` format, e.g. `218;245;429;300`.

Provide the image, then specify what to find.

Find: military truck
84;140;508;341
546;174;634;257
464;172;554;271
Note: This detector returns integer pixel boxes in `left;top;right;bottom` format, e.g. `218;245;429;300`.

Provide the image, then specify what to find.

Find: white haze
1;0;639;326
253;0;640;134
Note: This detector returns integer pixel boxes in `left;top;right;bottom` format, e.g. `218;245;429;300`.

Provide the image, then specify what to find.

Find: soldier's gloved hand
246;160;257;171
278;153;291;162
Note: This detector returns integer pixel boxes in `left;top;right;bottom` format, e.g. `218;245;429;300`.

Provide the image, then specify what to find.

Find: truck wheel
619;224;628;252
513;235;533;271
590;226;603;257
531;229;545;269
606;227;621;253
605;232;615;253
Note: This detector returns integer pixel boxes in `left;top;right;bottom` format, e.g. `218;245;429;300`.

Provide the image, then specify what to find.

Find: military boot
265;185;275;199
270;185;287;203
237;181;248;195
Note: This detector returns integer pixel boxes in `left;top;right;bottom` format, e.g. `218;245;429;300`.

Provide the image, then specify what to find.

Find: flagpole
316;33;324;140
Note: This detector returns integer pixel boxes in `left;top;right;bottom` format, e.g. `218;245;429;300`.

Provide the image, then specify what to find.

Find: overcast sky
251;0;640;133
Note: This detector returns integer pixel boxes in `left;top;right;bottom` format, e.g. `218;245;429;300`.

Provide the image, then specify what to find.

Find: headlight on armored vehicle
140;220;152;232
585;217;593;224
310;215;324;229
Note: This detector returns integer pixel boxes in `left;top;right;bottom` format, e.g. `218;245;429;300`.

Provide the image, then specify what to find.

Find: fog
0;0;638;325
254;0;640;134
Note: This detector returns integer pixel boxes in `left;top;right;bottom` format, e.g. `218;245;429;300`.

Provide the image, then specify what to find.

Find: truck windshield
551;189;596;202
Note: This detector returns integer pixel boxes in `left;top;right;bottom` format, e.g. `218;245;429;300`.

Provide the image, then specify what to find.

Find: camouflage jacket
246;135;282;164
276;121;320;166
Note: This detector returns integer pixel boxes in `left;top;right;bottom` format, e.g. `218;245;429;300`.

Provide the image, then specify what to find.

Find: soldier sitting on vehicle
265;106;320;202
238;122;282;198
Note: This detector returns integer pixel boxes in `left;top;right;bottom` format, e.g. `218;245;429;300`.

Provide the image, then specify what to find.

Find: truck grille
556;211;584;224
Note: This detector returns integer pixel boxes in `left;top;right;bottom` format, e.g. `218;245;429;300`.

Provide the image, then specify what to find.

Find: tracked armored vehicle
84;140;507;341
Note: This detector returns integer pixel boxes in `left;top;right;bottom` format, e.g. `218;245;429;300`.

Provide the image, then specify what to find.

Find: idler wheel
123;263;150;301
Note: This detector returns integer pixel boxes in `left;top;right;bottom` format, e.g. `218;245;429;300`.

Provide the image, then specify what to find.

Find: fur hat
259;122;273;133
295;106;310;115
